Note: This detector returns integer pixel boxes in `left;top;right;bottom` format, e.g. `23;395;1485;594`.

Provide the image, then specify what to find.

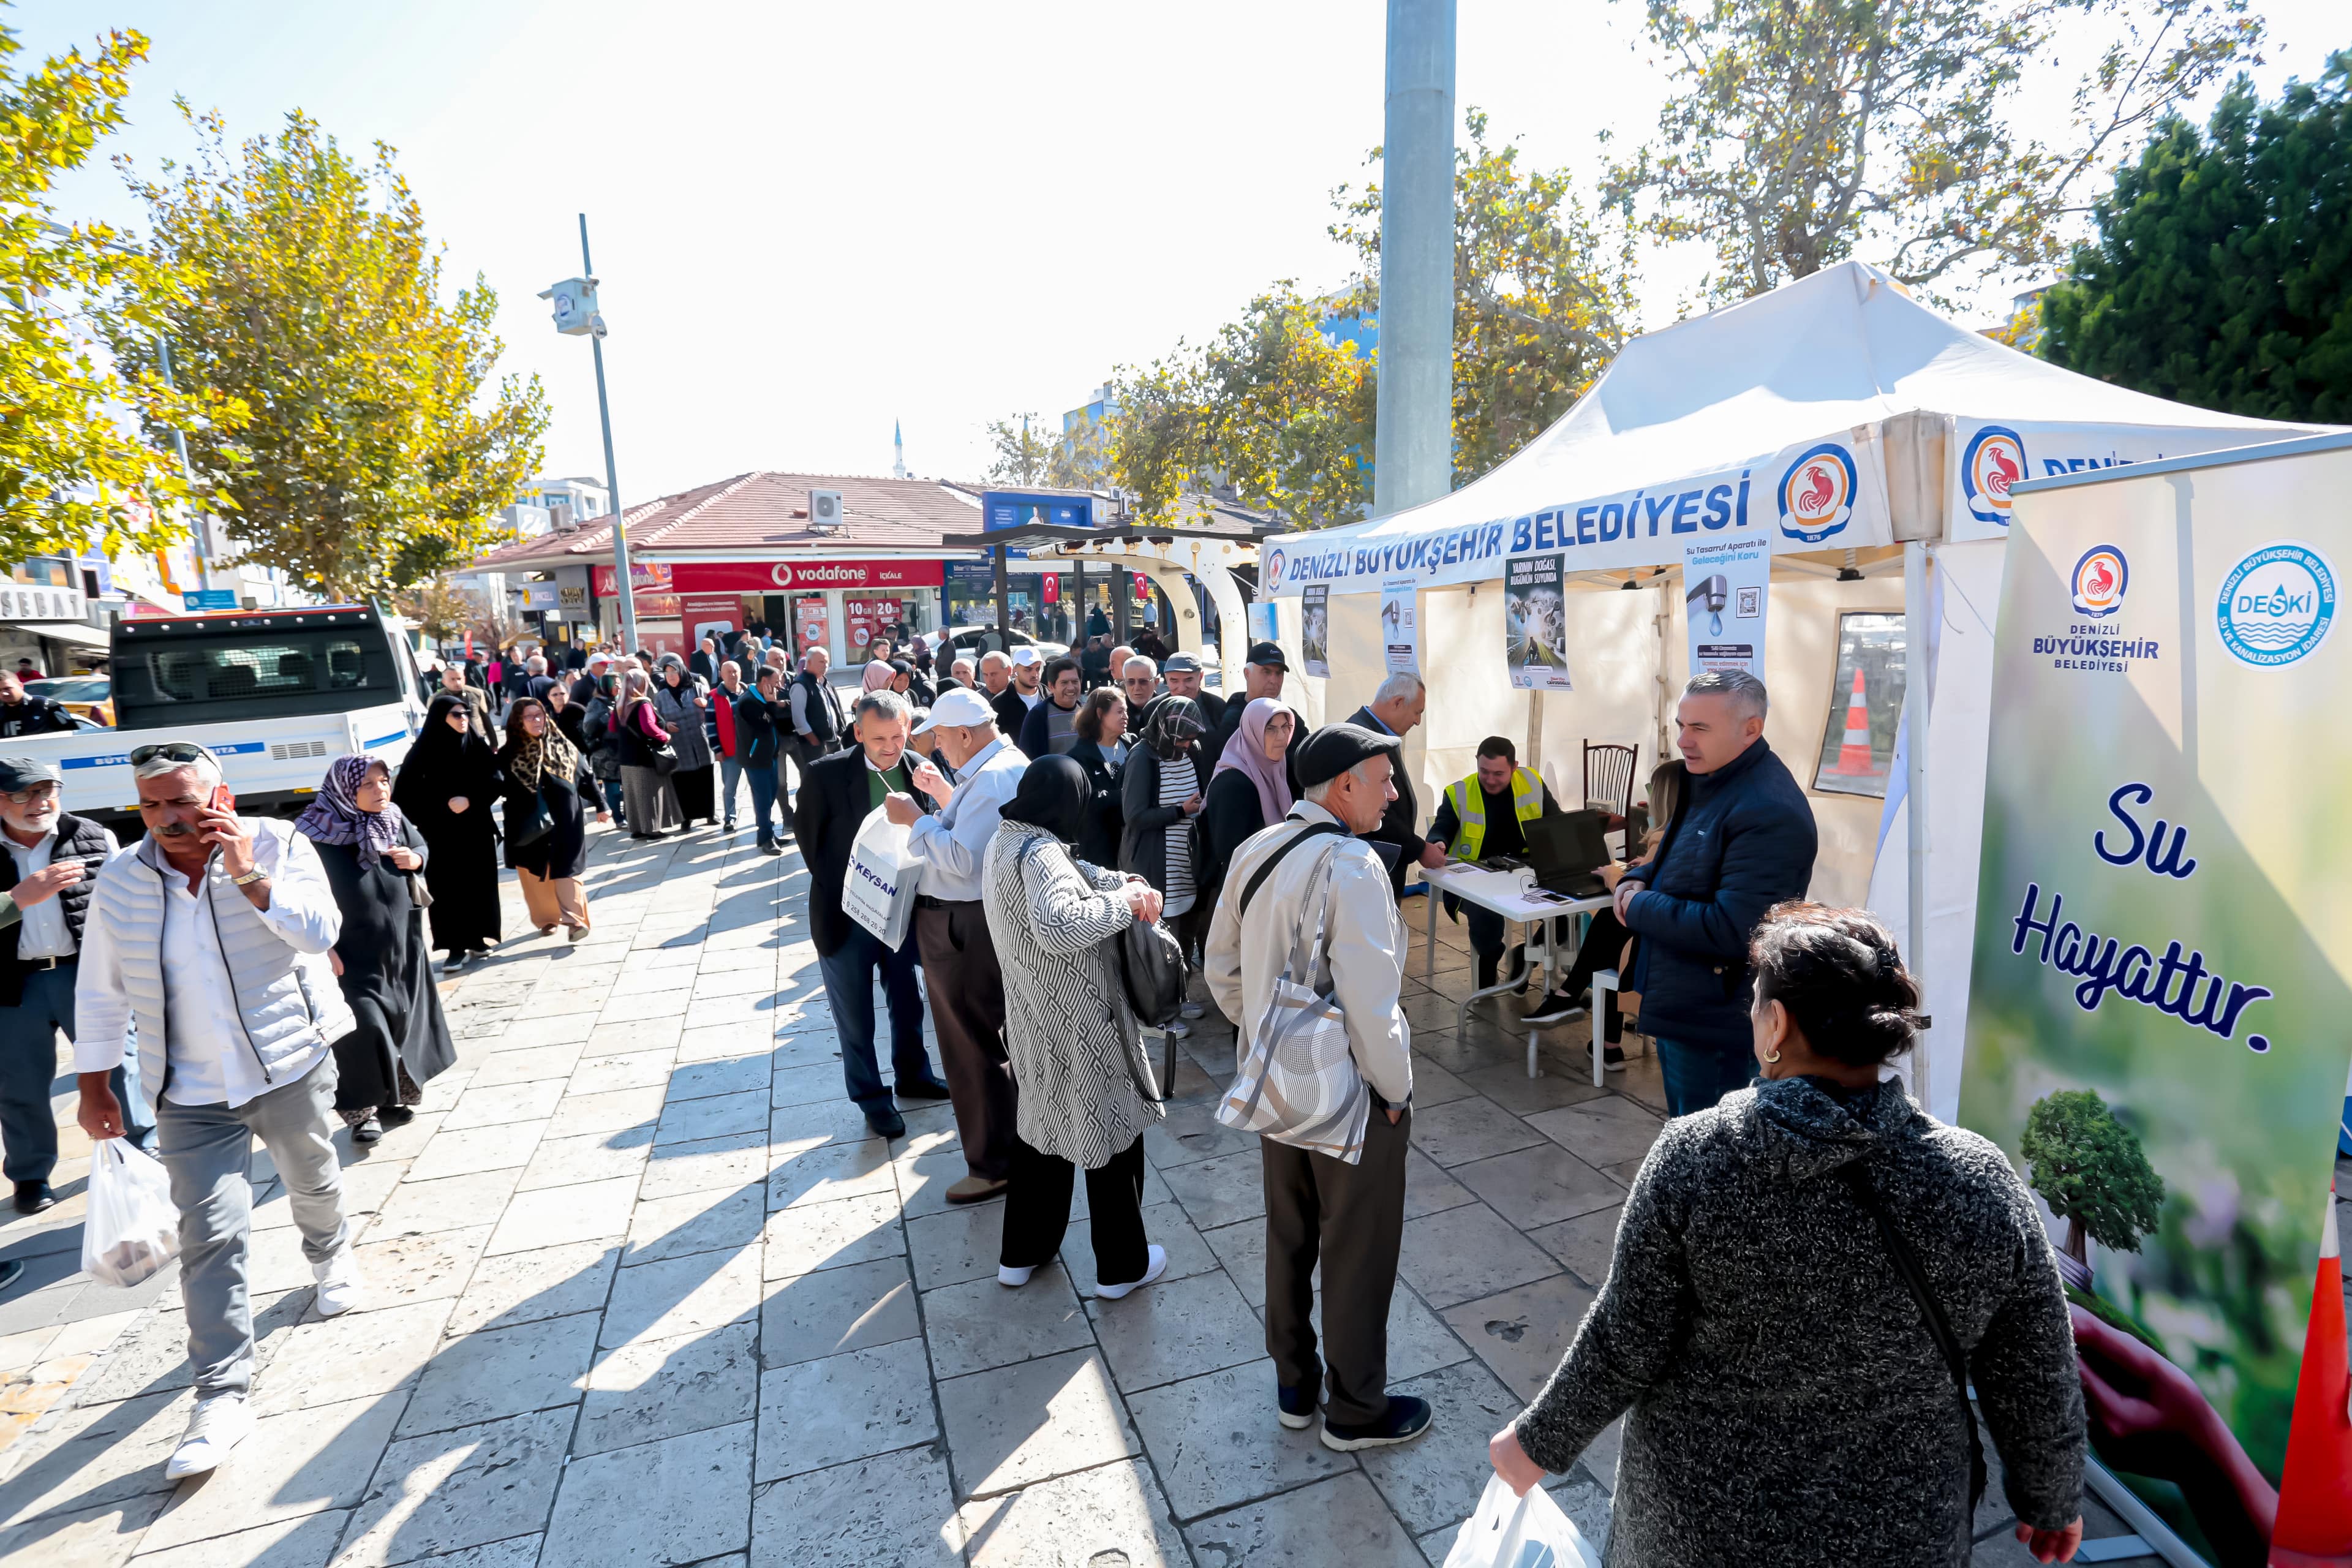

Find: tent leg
1904;540;1932;1102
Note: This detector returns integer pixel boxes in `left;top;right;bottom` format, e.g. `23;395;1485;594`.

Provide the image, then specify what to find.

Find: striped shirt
1159;753;1198;918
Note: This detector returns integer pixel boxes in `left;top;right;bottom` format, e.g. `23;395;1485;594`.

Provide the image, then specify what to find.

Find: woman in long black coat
393;692;505;969
296;754;456;1143
498;696;607;940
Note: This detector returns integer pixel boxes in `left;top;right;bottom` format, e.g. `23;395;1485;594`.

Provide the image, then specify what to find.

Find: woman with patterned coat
983;754;1172;1300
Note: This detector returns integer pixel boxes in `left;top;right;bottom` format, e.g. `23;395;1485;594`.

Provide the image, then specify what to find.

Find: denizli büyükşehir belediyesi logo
1962;426;2027;527
1262;548;1286;592
2070;545;2128;618
2216;541;2337;668
1777;443;1855;543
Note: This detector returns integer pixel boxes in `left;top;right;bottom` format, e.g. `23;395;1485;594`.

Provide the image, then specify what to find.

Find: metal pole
992;546;1011;652
1903;539;1933;1107
579;214;639;654
151;335;210;592
1372;0;1457;518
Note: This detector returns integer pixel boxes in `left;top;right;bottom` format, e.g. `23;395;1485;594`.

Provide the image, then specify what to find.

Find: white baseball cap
1010;646;1042;666
913;685;999;734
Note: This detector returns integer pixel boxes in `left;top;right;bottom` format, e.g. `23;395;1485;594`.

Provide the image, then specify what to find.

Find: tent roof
1297;261;2320;582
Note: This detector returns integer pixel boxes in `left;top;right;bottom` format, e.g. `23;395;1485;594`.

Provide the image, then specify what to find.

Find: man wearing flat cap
0;757;146;1216
1207;723;1431;1453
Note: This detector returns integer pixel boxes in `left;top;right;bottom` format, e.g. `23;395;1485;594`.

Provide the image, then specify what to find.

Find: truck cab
7;603;431;834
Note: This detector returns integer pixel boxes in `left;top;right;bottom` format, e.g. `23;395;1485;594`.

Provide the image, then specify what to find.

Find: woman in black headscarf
1120;695;1210;1030
499;695;608;940
982;755;1172;1298
296;755;454;1142
394;692;505;968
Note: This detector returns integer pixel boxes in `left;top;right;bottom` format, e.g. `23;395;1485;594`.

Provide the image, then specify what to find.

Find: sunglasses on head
127;743;214;767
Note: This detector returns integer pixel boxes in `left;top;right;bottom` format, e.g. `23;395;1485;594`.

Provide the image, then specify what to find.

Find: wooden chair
1584;741;1637;824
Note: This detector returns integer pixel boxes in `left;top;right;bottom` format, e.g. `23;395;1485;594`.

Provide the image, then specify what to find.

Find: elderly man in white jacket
1206;723;1429;1455
75;744;361;1481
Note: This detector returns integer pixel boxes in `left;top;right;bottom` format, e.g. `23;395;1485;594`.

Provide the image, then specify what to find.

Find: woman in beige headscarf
614;670;683;839
498;697;608;937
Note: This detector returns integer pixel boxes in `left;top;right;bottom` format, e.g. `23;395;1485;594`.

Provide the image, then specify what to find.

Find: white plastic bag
81;1139;180;1288
842;804;925;951
1441;1476;1602;1568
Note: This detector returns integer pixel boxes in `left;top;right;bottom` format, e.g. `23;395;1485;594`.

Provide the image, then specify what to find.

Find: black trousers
1000;1133;1148;1286
1261;1107;1410;1427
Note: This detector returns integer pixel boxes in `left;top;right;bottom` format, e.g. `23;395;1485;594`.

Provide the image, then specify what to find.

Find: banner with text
1681;535;1770;680
1301;584;1331;679
1381;577;1418;674
1961;452;2352;1563
1504;553;1575;691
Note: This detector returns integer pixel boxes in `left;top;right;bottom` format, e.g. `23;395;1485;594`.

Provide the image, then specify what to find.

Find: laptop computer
1521;809;1614;898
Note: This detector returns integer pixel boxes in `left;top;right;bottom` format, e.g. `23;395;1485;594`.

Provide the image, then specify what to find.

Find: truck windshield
114;628;401;729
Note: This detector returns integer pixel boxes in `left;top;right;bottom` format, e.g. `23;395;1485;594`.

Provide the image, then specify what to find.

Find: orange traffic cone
2272;1181;2351;1564
1833;668;1875;775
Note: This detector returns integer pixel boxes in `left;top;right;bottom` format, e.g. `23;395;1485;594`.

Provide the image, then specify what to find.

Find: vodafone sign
666;560;944;592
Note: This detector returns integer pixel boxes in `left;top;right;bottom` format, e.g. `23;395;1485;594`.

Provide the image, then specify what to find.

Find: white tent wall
1526;585;1670;810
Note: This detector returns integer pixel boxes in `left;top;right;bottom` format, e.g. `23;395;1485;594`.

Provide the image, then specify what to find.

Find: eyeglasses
2;782;59;804
127;742;215;767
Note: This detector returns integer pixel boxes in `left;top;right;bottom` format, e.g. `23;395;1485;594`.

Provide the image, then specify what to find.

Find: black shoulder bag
1838;1162;1989;1523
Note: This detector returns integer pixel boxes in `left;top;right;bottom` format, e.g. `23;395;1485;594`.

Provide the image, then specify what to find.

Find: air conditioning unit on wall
809;489;844;533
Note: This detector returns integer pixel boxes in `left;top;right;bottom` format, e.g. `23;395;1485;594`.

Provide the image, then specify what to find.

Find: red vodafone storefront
592;557;949;663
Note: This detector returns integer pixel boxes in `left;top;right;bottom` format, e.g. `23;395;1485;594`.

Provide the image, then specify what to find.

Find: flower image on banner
1961;450;2352;1564
1682;535;1770;680
1301;584;1331;679
1505;552;1574;691
1381;576;1417;674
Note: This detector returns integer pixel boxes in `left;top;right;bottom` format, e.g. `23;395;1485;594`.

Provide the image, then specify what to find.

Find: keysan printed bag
1215;829;1373;1163
842;804;924;951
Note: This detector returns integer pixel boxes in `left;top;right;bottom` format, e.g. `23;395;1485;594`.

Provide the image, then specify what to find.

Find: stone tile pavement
0;818;2272;1565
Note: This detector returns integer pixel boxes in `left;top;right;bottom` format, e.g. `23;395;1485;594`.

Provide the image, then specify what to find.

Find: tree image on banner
2022;1089;2167;1293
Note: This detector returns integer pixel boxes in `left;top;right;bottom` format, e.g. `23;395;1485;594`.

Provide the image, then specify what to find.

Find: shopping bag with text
842;804;925;951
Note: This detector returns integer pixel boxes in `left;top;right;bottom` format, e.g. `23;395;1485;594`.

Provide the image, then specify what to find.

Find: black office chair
1584;741;1637;825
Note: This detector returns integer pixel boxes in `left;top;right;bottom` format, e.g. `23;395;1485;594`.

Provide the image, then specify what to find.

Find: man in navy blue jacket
1614;670;1817;1115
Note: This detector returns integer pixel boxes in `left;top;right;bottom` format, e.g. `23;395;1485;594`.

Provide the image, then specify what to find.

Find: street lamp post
541;216;638;652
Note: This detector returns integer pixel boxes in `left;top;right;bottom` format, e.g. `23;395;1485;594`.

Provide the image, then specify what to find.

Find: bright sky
19;0;2346;507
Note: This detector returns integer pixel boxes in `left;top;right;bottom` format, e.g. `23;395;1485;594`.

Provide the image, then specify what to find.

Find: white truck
7;602;432;834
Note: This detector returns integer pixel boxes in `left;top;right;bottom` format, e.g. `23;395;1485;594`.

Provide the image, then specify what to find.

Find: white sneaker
164;1394;254;1480
1095;1243;1168;1301
312;1248;364;1317
997;1264;1035;1288
1179;1001;1205;1020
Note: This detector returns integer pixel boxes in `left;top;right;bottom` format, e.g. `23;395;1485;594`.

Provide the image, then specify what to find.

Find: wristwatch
232;868;270;887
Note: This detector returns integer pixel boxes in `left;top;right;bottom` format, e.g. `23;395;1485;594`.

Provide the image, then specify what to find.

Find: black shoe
895;1079;953;1102
758;841;784;856
352;1116;385;1144
1476;956;1500;991
377;1106;417;1129
1604;1044;1626;1069
1319;1394;1433;1452
1277;1384;1319;1431
12;1181;54;1215
1523;991;1582;1025
865;1105;907;1139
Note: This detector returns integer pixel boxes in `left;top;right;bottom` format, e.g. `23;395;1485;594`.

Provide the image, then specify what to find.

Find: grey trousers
1261;1106;1411;1427
156;1057;349;1399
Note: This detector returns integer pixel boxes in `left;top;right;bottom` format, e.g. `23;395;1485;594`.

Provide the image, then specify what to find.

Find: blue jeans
745;760;779;846
718;755;745;825
818;922;934;1110
0;960;153;1183
600;775;625;825
1656;1036;1756;1117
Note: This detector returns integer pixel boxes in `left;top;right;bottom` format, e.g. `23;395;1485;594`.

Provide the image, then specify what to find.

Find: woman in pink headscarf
861;659;896;694
1196;696;1296;909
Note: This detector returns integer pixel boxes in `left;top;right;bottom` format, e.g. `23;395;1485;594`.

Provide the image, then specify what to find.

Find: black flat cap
1295;723;1401;790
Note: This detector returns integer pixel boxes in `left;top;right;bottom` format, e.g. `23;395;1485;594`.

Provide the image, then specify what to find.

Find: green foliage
0;11;243;568
1105;113;1630;523
105;105;549;599
2039;51;2352;421
1613;0;2263;304
982;412;1102;490
2021;1088;2167;1254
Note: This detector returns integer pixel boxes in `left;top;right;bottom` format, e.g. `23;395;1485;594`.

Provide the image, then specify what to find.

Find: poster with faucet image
1682;535;1770;680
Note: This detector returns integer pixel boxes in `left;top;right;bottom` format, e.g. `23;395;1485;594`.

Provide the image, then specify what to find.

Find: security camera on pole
540;215;638;653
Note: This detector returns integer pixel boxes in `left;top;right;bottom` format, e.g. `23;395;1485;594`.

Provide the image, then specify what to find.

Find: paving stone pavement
0;817;2270;1565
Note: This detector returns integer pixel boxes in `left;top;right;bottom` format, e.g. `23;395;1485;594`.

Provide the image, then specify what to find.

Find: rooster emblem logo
1777;443;1856;543
1962;426;2030;526
2070;545;2128;618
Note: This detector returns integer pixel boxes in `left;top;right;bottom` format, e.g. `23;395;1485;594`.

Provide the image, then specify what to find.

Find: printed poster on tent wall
1681;535;1769;680
1959;462;2352;1564
1504;553;1575;691
1301;584;1331;679
1380;576;1417;674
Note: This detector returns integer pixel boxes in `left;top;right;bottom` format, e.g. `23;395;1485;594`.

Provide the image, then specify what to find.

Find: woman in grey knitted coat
1490;903;2087;1567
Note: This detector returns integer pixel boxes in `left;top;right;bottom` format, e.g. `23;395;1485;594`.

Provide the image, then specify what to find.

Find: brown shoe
944;1176;1008;1205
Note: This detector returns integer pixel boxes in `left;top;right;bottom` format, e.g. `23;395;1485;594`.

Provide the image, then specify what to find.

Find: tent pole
1904;540;1932;1101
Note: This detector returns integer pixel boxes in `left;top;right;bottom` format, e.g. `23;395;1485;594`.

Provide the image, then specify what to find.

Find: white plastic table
1420;862;1615;1082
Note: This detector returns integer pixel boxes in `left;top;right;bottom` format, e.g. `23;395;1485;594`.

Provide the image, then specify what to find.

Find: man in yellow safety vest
1427;736;1561;993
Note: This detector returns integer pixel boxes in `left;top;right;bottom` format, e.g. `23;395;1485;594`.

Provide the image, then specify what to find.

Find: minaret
892;419;908;479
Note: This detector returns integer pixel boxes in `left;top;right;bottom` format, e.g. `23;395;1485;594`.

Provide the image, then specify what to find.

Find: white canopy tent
1262;260;2325;1117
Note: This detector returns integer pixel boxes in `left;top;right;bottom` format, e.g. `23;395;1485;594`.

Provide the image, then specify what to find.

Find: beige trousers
517;865;589;932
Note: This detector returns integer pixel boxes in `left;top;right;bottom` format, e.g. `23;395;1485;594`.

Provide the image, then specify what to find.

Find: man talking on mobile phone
74;743;361;1481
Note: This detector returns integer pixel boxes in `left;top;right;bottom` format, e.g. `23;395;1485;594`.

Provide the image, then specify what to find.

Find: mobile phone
206;783;237;815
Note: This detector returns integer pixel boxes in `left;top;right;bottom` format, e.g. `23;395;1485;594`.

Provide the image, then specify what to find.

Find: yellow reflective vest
1442;767;1544;861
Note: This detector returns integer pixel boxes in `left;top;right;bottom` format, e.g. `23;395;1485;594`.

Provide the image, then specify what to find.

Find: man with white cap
74;741;361;1479
990;645;1045;736
882;687;1027;1203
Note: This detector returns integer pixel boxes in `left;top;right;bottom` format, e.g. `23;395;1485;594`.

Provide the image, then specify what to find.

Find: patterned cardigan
981;821;1161;1167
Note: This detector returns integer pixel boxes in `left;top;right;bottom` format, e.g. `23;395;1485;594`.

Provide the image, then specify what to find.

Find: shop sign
0;584;87;623
668;560;943;592
590;561;674;596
